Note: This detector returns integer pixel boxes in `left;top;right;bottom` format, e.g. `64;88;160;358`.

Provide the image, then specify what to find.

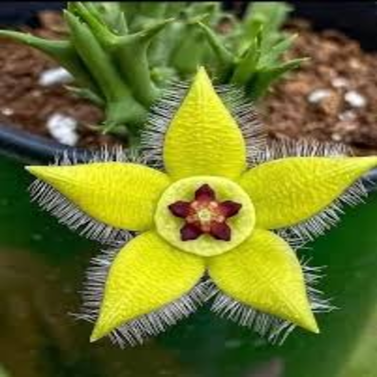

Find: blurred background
0;2;377;377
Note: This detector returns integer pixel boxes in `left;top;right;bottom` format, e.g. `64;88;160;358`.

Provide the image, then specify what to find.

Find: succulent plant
0;1;304;145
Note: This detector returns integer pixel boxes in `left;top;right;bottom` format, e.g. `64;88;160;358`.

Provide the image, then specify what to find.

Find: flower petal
239;156;377;230
26;162;170;231
168;201;191;218
208;229;318;333
163;67;247;180
195;184;216;201
219;201;242;218
181;223;203;241
90;231;205;342
210;222;231;241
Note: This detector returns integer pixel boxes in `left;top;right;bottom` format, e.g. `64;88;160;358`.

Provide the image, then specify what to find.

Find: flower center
197;208;213;222
168;184;242;242
154;176;255;257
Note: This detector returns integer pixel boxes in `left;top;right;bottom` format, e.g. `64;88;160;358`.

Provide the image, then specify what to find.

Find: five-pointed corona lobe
168;184;242;241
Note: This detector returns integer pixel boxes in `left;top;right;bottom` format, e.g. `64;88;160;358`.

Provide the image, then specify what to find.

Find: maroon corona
168;184;242;241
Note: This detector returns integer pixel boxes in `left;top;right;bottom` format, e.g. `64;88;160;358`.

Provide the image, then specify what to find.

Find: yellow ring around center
154;176;255;257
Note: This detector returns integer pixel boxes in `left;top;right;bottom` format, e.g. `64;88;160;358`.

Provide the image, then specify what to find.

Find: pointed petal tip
89;334;99;343
345;156;377;174
359;155;377;167
24;165;59;181
195;66;211;82
89;324;106;343
299;311;320;334
307;321;320;335
25;165;44;177
197;65;207;74
89;309;120;344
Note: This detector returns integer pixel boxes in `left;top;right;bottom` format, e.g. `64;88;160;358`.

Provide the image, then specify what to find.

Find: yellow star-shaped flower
26;68;377;346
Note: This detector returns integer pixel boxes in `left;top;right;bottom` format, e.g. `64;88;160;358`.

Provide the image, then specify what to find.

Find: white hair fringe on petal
217;83;266;163
209;257;335;345
140;78;266;169
28;146;146;245
75;241;333;347
75;245;216;347
253;137;369;244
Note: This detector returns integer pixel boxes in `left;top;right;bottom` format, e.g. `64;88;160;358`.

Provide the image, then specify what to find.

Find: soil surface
263;19;377;156
0;11;119;149
0;12;377;155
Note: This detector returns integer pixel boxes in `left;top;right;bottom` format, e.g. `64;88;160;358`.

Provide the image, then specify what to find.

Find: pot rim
1;122;377;192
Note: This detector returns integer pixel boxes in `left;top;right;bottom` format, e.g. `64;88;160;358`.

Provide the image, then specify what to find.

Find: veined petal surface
91;231;205;341
208;229;318;332
163;67;247;180
239;156;377;229
27;162;170;231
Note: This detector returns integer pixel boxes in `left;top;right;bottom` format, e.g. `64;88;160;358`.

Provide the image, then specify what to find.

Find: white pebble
331;77;349;88
344;90;367;108
307;89;332;104
1;107;13;116
331;133;342;142
38;67;73;87
338;110;356;121
46;113;79;146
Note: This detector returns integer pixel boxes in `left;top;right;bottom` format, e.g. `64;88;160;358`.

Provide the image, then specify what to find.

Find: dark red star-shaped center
168;184;242;242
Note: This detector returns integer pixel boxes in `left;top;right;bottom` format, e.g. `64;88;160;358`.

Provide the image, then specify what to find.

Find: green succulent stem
0;1;303;143
65;86;105;107
170;20;210;77
64;10;147;130
73;2;172;107
0;30;100;95
247;57;308;100
112;19;174;106
230;26;263;86
196;21;235;75
139;3;168;18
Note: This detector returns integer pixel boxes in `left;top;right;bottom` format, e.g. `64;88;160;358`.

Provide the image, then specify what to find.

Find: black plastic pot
0;1;377;187
0;2;64;26
2;5;377;377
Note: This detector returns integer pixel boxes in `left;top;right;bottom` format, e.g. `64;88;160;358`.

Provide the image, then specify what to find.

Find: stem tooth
197;21;235;78
64;10;147;131
112;19;175;106
0;30;100;95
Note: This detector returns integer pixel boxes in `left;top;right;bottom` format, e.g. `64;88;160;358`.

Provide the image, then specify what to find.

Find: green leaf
170;20;211;77
0;1;304;137
164;2;188;18
149;19;187;67
113;19;174;106
244;1;292;44
259;33;297;68
197;21;235;72
247;58;306;99
70;3;117;48
138;2;168;19
65;86;105;107
93;2;125;33
230;25;263;86
64;10;124;101
74;1;171;106
64;10;147;130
